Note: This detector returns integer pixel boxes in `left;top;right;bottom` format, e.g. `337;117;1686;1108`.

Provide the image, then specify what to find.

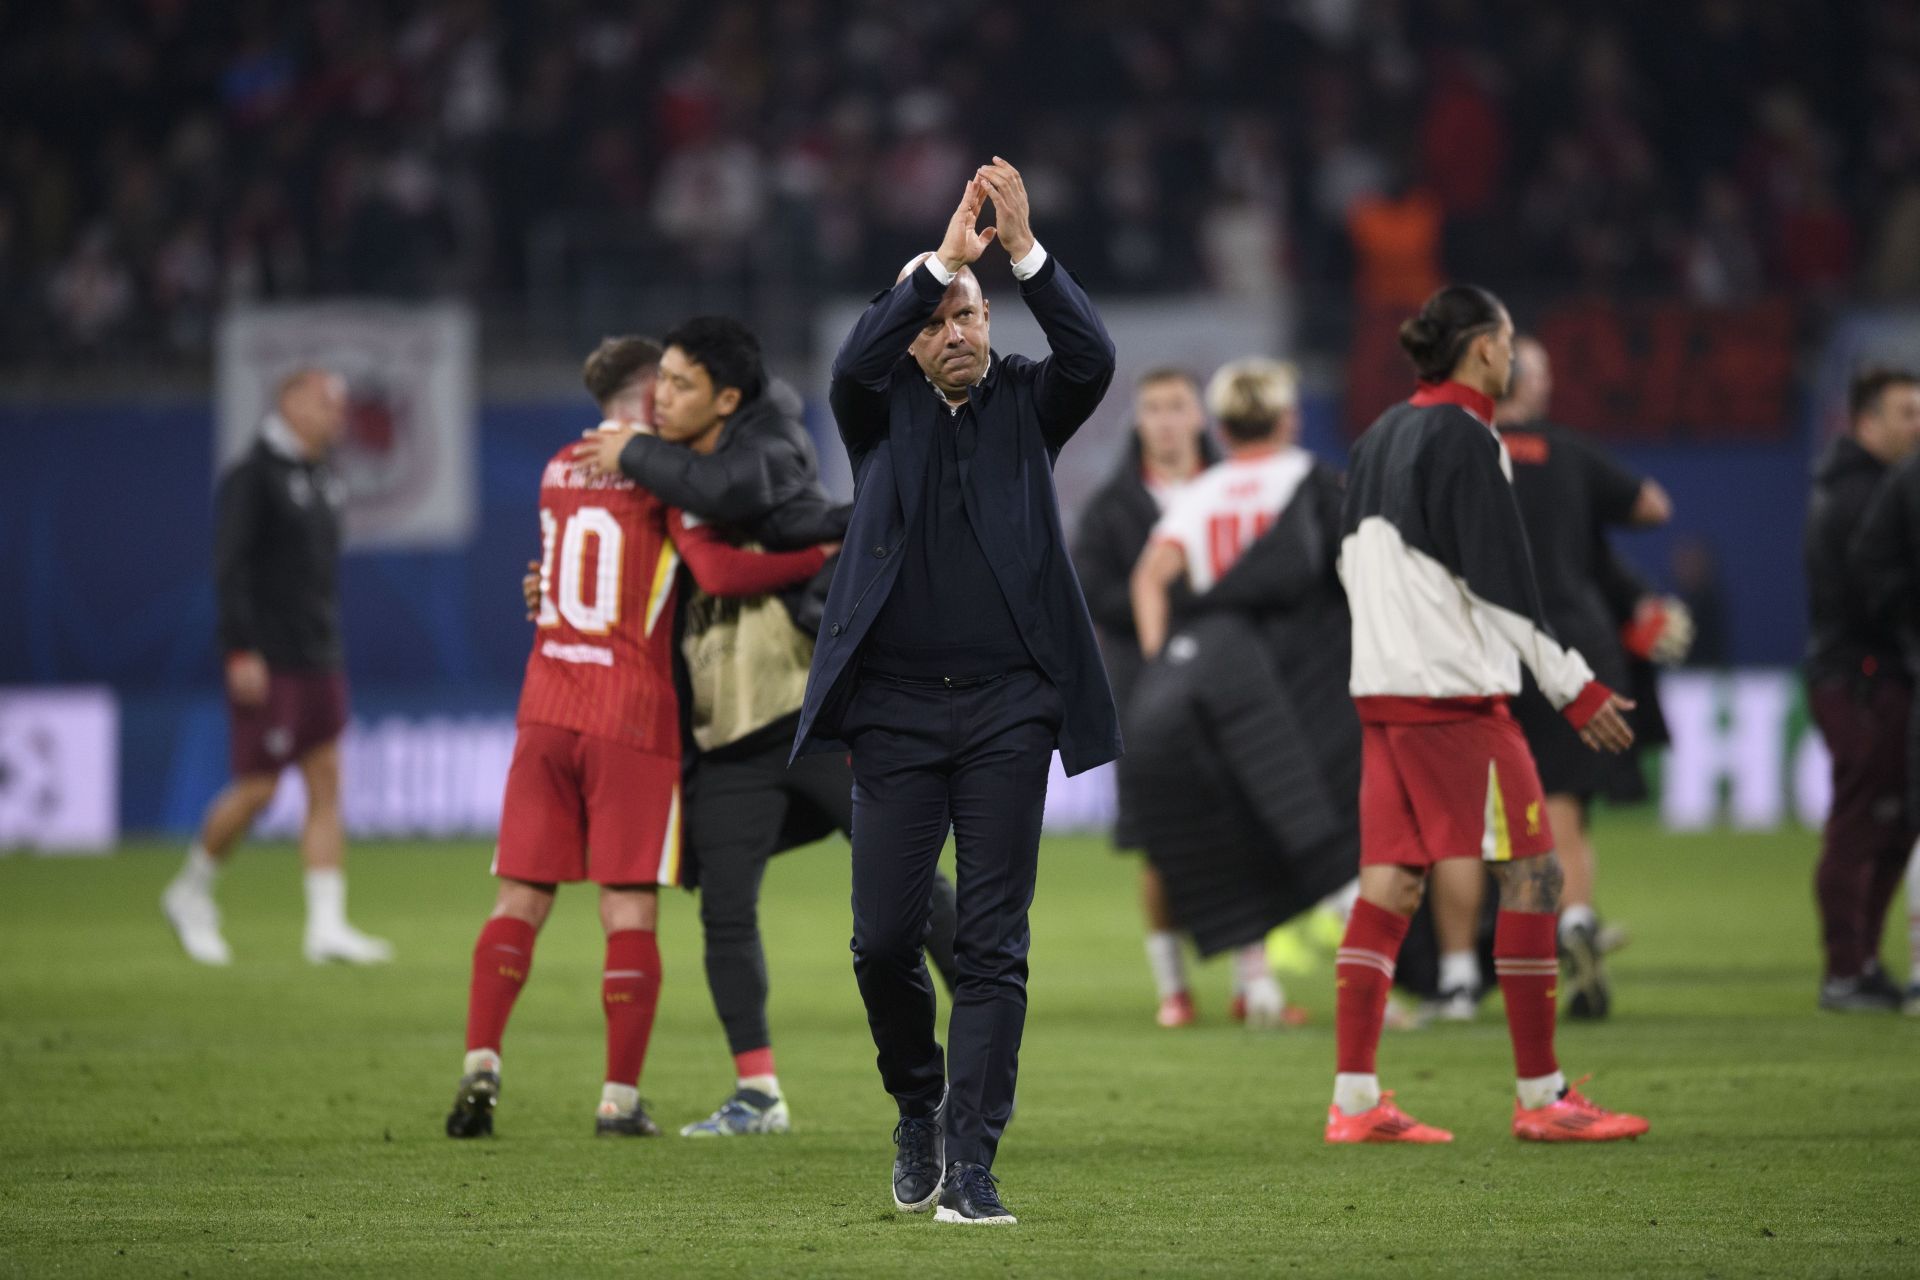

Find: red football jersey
517;438;682;754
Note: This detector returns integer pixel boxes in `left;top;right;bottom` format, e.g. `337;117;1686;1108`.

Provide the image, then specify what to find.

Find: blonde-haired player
1130;356;1313;1027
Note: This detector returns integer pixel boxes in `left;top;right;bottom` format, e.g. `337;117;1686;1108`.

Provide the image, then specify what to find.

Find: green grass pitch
3;812;1918;1277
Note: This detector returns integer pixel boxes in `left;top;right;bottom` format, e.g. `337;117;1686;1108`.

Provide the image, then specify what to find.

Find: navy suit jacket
791;255;1122;775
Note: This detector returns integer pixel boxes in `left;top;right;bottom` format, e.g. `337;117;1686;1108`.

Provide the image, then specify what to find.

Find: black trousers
844;668;1060;1170
689;721;960;1060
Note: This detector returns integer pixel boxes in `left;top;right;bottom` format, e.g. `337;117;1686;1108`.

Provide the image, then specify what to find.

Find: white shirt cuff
1010;242;1049;280
921;255;957;286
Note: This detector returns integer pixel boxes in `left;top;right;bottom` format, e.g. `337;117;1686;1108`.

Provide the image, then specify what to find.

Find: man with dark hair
575;318;844;558
794;159;1117;1225
1817;367;1920;1011
161;367;392;967
572;320;961;1137
450;335;833;1140
1331;283;1645;1144
1071;365;1216;1027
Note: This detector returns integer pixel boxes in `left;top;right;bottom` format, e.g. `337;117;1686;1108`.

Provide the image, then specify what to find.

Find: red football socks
1494;910;1561;1080
603;929;663;1087
734;1046;776;1081
465;916;537;1053
1335;899;1412;1075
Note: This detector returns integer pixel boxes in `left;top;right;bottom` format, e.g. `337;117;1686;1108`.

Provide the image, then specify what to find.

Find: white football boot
161;879;232;966
304;922;395;965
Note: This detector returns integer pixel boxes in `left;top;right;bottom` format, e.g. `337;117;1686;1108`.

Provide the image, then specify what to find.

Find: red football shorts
229;669;349;777
1359;708;1554;868
494;723;683;887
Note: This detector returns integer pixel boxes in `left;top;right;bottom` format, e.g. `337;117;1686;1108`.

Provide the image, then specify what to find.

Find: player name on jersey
539;457;639;492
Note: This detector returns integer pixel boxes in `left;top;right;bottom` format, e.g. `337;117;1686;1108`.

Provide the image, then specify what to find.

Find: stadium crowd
5;0;1920;363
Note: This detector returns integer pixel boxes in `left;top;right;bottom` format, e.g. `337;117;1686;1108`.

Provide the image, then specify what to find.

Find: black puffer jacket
617;386;849;634
1118;463;1357;955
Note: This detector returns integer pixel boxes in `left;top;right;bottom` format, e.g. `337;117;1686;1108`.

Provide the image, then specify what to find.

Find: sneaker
595;1098;661;1137
934;1162;1017;1226
303;923;395;966
680;1087;790;1137
445;1070;498;1138
1324;1094;1453;1144
161;880;231;966
890;1095;946;1212
1819;975;1899;1012
1904;982;1920;1017
1156;991;1197;1028
1560;918;1611;1020
1420;985;1478;1024
1859;965;1904;1004
1512;1078;1649;1142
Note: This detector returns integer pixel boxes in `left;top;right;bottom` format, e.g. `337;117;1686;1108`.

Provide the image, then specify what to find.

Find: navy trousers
844;667;1060;1170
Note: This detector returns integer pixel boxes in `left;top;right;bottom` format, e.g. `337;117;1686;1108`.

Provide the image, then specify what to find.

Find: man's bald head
277;367;348;458
901;254;991;400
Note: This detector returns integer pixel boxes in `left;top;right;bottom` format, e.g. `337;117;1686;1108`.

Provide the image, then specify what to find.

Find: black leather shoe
891;1102;945;1212
935;1161;1016;1225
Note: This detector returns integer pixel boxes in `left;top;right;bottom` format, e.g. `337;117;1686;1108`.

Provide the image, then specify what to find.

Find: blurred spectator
1681;175;1765;303
0;0;1914;365
48;225;136;348
1347;181;1444;311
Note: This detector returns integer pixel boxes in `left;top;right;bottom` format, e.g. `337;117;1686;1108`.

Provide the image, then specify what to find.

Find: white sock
738;1073;781;1098
463;1049;500;1077
1516;1071;1567;1111
1438;950;1480;994
1333;1072;1381;1115
1233;941;1269;992
304;868;347;934
1559;903;1597;938
1144;931;1187;999
176;843;219;893
600;1082;638;1114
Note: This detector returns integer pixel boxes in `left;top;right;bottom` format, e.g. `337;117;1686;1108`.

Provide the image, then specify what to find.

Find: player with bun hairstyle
1327;284;1649;1144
